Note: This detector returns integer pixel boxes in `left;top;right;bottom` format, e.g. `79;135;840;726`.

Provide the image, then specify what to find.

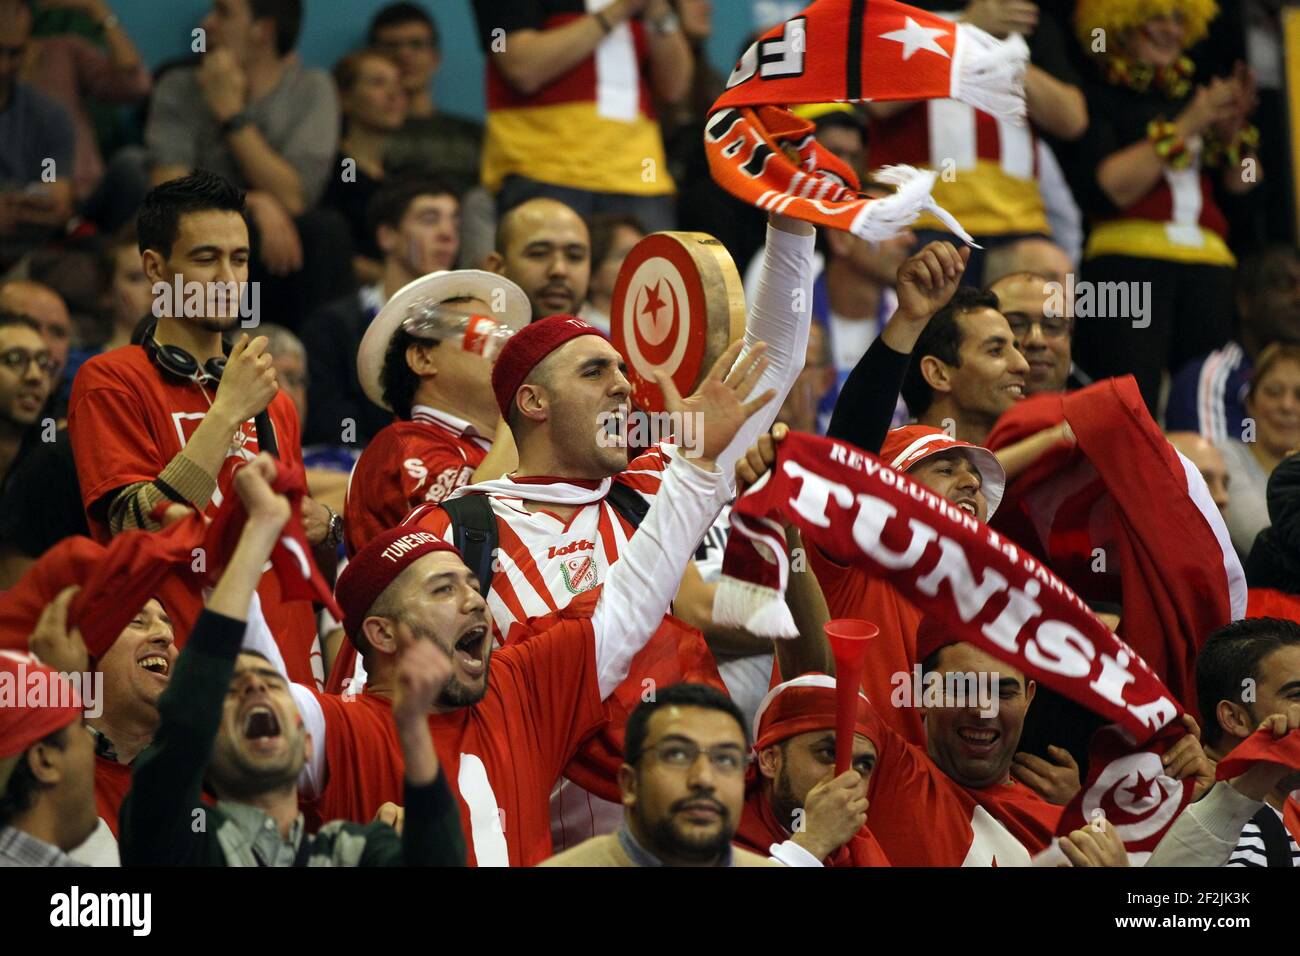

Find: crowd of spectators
0;0;1298;873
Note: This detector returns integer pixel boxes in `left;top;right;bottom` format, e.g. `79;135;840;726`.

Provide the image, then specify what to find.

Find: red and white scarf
705;0;1028;242
714;433;1203;858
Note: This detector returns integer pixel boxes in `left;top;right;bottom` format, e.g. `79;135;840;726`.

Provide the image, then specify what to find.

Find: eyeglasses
634;739;748;776
1007;316;1071;341
0;348;57;376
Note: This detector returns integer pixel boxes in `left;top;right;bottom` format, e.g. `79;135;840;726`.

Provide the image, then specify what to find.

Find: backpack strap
606;481;650;529
439;495;498;597
1249;805;1295;868
442;483;652;599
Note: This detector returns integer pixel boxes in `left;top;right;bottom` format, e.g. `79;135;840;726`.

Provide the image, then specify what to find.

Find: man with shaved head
484;197;591;320
1167;431;1231;515
981;237;1073;290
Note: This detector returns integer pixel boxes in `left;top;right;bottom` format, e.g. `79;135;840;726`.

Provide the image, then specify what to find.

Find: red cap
335;527;463;645
879;425;1006;517
491;314;608;419
0;537;105;654
0;651;83;798
752;673;882;752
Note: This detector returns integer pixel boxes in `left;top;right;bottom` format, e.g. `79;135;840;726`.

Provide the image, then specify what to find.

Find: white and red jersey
869;99;1046;237
246;451;731;864
344;405;491;557
322;223;815;847
405;443;670;643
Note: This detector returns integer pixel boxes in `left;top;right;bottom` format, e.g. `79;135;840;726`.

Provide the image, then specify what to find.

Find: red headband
491;314;608;419
753;675;882;752
335;528;464;644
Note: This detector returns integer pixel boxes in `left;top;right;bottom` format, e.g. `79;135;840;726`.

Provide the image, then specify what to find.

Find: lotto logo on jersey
547;539;595;560
560;555;597;595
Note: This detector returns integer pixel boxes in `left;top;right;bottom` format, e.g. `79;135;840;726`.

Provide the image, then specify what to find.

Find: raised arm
828;242;969;452
591;340;774;697
120;454;287;864
712;215;815;487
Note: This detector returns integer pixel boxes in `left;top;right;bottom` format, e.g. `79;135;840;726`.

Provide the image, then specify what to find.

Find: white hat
357;269;532;410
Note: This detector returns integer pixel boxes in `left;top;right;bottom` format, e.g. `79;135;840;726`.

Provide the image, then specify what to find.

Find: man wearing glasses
987;271;1084;396
542;683;776;867
0;313;54;492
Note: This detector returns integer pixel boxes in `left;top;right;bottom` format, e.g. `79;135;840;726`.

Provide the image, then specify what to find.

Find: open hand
655;338;775;467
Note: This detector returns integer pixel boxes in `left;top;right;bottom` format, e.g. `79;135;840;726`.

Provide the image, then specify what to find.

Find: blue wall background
115;0;806;120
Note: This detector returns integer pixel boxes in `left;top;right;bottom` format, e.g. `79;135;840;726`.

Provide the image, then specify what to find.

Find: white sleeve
292;684;327;799
712;222;816;489
238;591;328;798
768;840;824;867
591;454;729;698
1145;782;1262;867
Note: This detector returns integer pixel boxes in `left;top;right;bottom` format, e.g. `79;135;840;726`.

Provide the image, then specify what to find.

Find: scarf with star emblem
705;0;1028;243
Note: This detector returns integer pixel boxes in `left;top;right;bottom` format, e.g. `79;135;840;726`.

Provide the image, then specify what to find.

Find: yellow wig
1073;0;1219;56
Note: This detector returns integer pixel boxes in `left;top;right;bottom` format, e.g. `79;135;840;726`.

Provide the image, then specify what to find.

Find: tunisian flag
705;0;1027;241
985;377;1246;718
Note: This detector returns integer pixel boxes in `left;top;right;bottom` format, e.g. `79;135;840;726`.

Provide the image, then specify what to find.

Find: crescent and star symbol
633;277;681;367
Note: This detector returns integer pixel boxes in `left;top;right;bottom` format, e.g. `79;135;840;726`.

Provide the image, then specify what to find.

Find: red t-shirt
68;345;317;684
809;547;926;745
94;755;132;838
866;713;1063;866
312;614;605;866
343;409;490;558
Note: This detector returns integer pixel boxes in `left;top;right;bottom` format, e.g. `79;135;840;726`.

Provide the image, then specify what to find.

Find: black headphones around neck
138;322;279;458
140;323;231;386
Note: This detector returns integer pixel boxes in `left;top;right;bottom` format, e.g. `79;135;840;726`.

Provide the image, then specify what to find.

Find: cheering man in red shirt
247;340;774;865
68;170;333;686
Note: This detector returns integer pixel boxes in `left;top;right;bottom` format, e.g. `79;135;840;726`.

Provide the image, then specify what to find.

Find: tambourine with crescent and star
610;232;746;414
